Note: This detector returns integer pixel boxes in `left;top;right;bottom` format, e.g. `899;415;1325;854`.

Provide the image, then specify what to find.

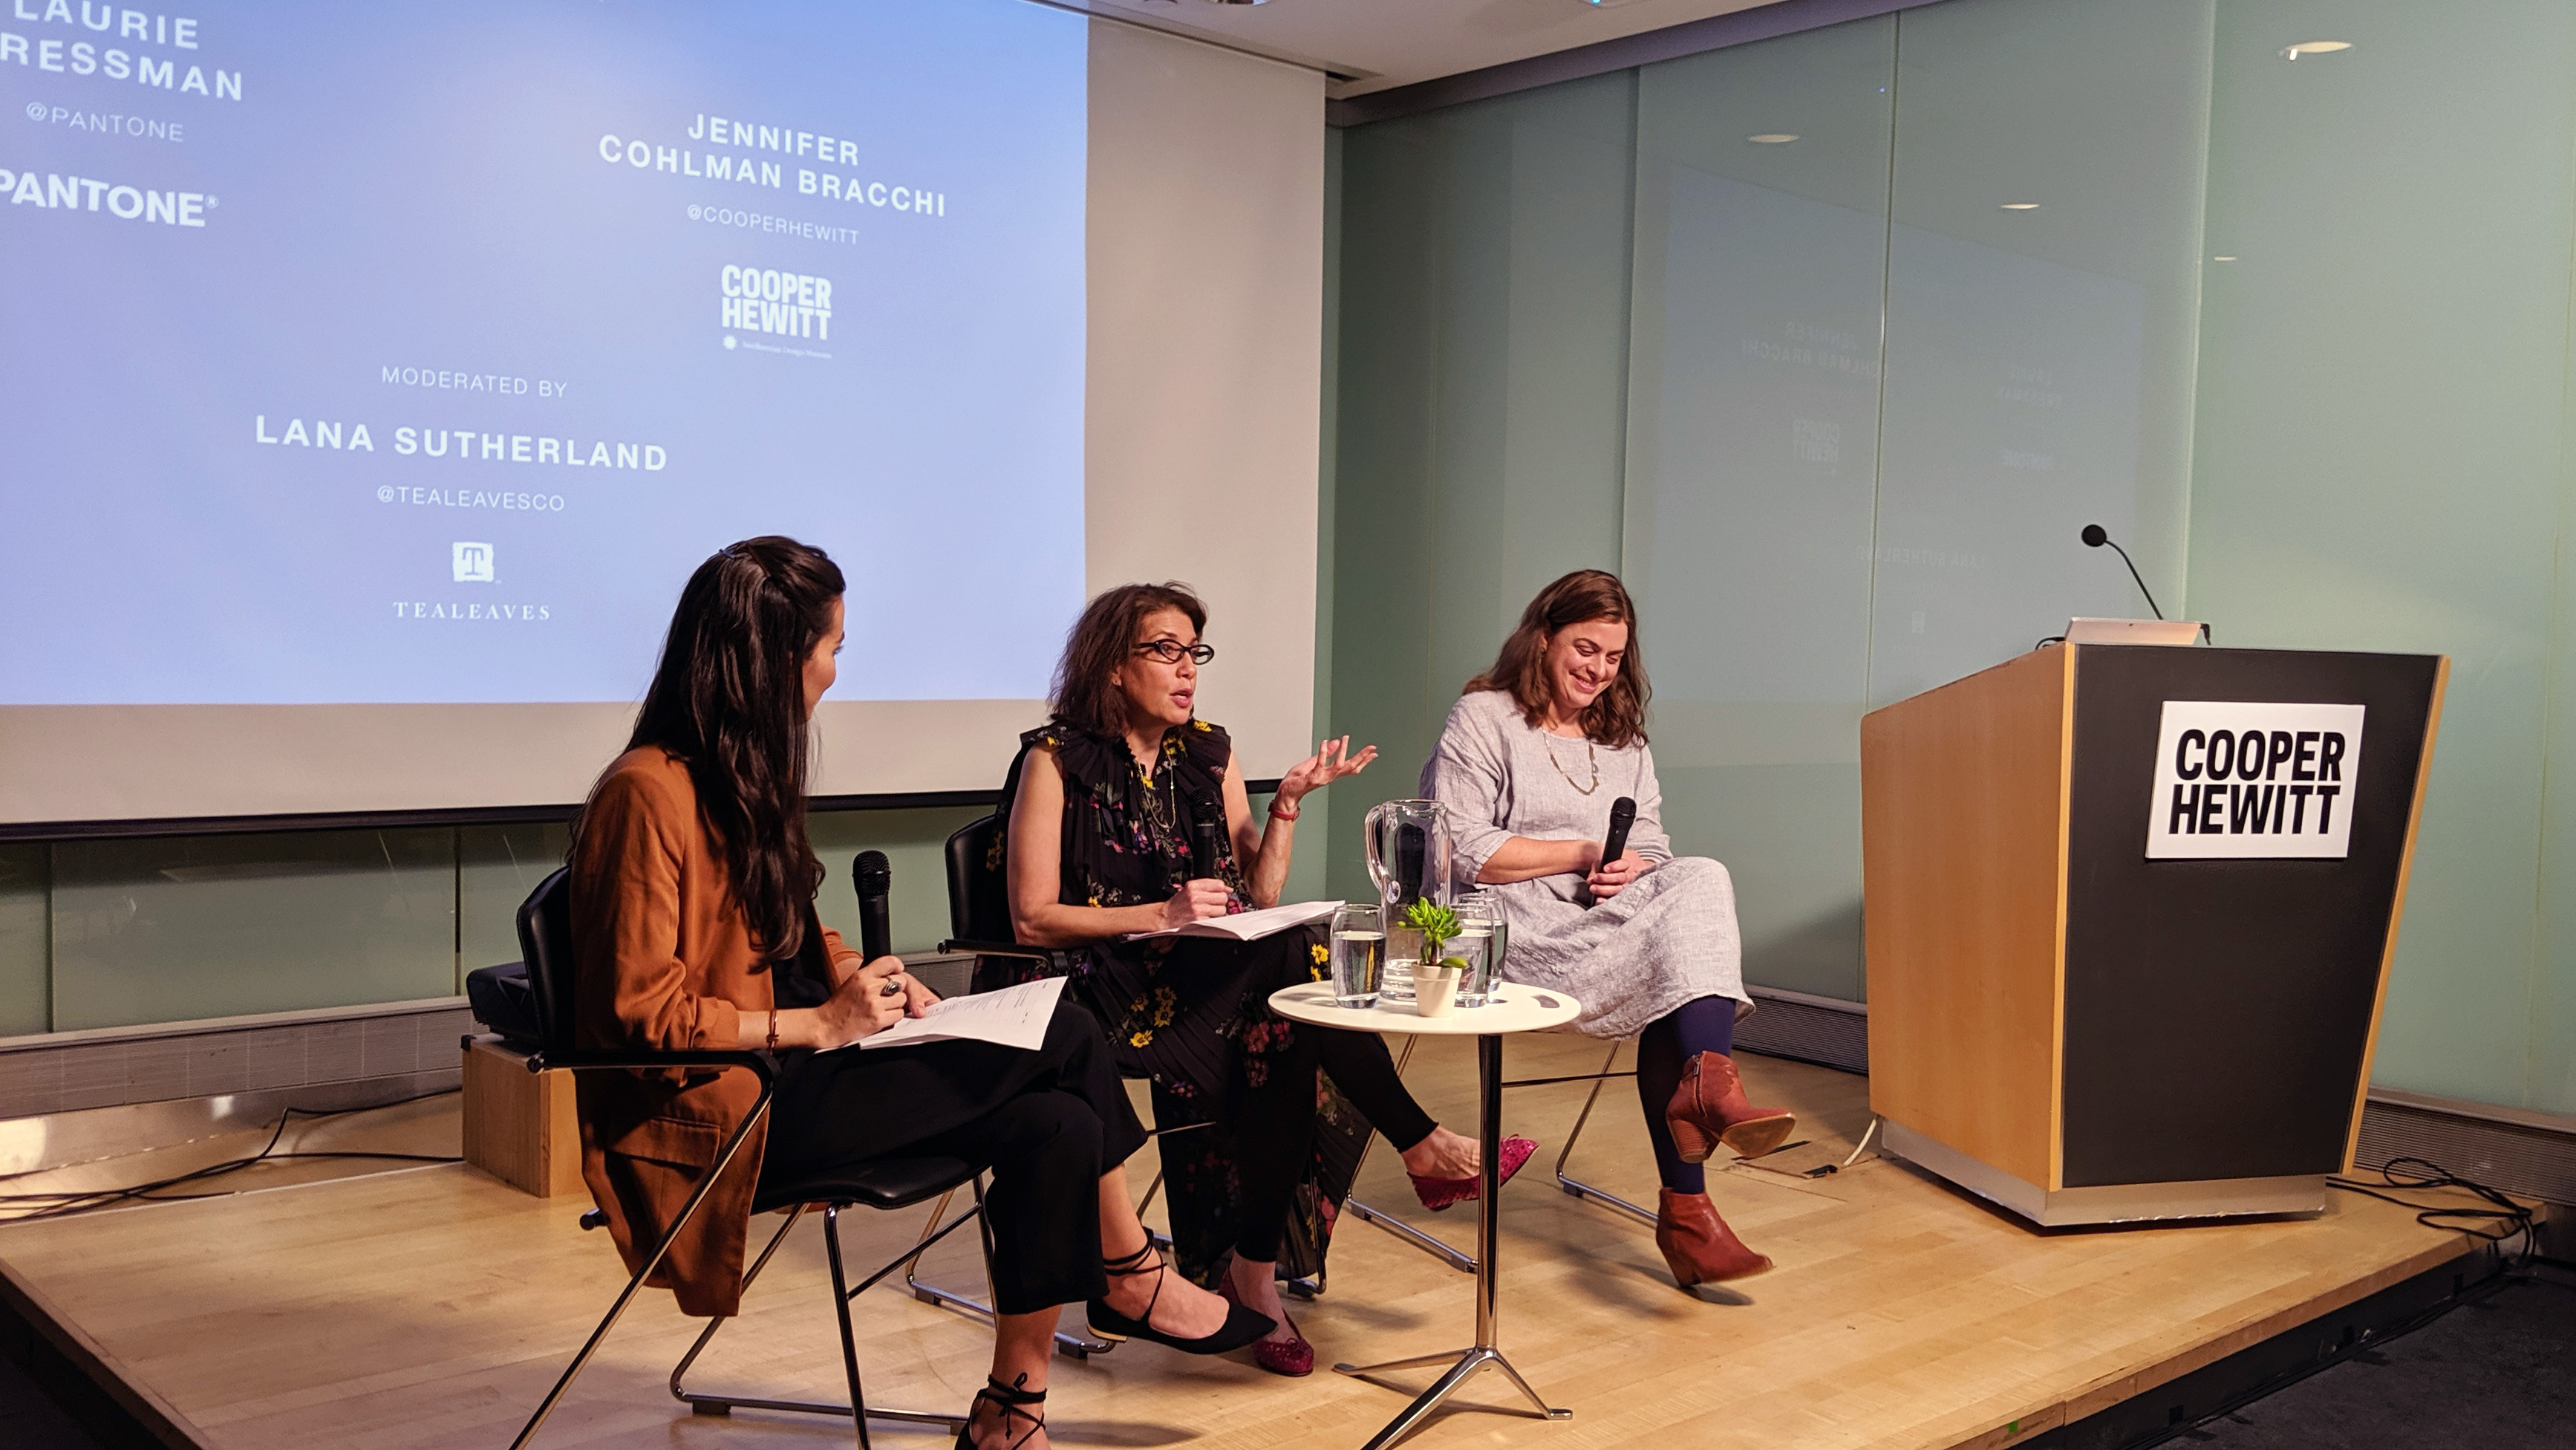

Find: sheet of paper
1123;898;1343;943
829;975;1068;1053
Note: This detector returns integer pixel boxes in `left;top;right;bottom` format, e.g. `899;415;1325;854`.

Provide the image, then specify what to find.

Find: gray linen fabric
1418;689;1748;1039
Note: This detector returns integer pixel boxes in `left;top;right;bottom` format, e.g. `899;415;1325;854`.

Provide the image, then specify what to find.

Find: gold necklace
1542;732;1601;796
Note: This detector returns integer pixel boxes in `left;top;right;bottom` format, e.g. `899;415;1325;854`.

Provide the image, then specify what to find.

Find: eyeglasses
1132;640;1215;666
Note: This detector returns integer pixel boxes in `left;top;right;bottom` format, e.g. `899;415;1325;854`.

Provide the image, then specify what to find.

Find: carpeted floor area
2194;1271;2576;1450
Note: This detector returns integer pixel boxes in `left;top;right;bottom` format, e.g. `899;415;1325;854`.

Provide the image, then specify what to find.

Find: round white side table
1267;980;1581;1449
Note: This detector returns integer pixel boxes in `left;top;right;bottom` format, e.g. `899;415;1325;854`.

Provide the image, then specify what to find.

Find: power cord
2328;1155;2538;1258
0;1090;463;1223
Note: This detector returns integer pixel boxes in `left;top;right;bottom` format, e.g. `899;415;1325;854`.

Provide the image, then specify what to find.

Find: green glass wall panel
1327;74;1637;903
49;829;459;1030
1871;0;2211;709
457;823;571;976
0;845;46;1036
809;804;991;956
1622;18;1896;1000
2191;0;2576;1110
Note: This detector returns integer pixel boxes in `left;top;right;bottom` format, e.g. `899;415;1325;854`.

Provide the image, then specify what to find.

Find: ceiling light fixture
2000;202;2039;211
2213;255;2238;261
1748;133;1799;144
2280;40;2352;59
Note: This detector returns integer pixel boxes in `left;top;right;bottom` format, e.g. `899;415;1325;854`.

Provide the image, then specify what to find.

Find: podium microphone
1591;796;1637;908
2080;524;2165;620
853;850;894;963
1189;790;1224;882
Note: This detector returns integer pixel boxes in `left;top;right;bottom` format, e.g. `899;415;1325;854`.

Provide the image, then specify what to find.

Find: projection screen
0;2;1323;828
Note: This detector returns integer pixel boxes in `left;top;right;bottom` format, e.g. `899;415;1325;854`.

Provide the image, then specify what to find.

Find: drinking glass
1328;904;1385;1008
1452;891;1503;1008
1381;923;1420;1004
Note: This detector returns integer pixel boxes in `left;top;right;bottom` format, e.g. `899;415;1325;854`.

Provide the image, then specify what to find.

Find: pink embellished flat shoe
1408;1134;1536;1212
1217;1266;1314;1376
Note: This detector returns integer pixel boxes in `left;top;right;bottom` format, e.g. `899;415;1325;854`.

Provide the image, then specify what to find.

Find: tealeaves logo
720;264;832;339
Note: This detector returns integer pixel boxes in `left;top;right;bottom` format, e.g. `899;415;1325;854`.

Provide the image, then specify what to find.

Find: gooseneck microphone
2081;524;2165;620
854;851;894;962
1598;796;1637;874
1189;790;1224;882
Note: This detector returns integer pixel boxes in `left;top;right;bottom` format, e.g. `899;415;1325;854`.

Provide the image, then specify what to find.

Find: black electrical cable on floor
0;1090;463;1224
2328;1154;2539;1257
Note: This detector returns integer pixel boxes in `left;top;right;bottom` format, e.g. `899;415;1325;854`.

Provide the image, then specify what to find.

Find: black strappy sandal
1085;1242;1273;1353
954;1373;1047;1450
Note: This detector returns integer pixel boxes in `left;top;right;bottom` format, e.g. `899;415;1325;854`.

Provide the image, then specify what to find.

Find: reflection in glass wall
1327;74;1637;904
1871;0;2213;707
0;845;45;1036
1624;18;1895;998
50;828;459;1031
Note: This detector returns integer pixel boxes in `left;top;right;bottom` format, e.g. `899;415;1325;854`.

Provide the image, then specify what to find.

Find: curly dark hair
1465;569;1649;748
1049;582;1207;737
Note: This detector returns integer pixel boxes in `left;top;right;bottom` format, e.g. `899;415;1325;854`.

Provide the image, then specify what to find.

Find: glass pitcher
1362;799;1453;1004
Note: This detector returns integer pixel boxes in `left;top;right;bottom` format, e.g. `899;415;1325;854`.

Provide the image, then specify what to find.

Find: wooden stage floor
0;1036;2488;1450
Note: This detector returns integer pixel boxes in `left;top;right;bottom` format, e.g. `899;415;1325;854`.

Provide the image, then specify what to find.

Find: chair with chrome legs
507;866;985;1450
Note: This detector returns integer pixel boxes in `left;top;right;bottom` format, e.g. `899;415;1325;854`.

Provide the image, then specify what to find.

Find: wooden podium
1859;643;2445;1226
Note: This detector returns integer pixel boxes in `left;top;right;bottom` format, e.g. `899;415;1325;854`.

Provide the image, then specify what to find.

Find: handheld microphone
1189;790;1224;882
1599;796;1637;874
853;850;894;964
2080;524;2165;620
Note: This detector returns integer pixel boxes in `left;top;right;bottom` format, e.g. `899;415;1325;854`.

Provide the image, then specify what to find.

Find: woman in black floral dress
994;582;1527;1377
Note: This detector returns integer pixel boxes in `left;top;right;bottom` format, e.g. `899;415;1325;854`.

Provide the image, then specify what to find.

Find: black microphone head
2081;524;2109;547
853;850;891;896
1608;796;1637;828
1189;789;1225;827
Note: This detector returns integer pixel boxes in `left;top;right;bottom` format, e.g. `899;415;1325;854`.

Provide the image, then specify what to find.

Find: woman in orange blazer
570;537;1266;1450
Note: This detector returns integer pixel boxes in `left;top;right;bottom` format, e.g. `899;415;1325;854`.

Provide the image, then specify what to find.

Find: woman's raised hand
1162;879;1233;931
815;956;912;1047
1276;735;1377;807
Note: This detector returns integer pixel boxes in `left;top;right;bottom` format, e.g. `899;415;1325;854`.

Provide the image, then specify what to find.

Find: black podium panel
2059;647;2439;1188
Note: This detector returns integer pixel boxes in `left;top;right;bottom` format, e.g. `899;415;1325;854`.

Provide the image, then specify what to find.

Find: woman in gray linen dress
1421;568;1796;1287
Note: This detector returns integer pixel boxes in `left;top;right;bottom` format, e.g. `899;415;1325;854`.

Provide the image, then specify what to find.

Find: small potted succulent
1401;900;1467;1016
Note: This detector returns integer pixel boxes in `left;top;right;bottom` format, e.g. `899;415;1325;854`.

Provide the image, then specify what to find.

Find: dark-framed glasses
1134;640;1215;666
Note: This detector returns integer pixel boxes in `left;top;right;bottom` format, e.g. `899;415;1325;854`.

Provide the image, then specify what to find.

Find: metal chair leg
902;1174;1114;1359
1556;1041;1657;1226
667;1194;984;1433
1345;1037;1478;1275
511;1089;773;1450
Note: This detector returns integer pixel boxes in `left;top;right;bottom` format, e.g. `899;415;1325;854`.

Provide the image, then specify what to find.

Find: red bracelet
1268;798;1300;821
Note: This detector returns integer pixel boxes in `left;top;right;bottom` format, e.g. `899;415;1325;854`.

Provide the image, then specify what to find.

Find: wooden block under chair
460;1036;584;1197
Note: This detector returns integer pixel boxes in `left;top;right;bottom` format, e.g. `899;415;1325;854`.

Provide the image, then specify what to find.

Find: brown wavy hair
1466;569;1649;748
586;536;845;961
1049;582;1207;737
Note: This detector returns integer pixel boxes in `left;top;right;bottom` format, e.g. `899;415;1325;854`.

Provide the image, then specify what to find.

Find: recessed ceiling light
1747;133;1799;144
2213;255;2238;261
2000;202;2039;211
2280;40;2352;59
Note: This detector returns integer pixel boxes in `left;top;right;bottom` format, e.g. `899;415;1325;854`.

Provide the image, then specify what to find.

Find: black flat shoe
1086;1243;1273;1354
954;1373;1046;1450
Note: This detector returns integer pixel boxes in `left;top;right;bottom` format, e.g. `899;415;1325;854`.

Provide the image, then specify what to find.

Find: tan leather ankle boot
1654;1189;1773;1286
1663;1050;1796;1163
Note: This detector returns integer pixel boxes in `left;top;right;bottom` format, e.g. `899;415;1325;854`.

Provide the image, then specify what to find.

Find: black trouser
1232;1023;1438;1263
760;999;1148;1315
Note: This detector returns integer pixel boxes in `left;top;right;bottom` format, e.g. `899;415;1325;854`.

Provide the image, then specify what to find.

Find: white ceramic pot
1415;965;1463;1018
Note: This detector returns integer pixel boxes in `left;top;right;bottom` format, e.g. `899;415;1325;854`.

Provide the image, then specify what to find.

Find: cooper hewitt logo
2146;701;2365;859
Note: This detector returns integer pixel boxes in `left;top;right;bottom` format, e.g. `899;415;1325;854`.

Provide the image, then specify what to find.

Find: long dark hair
1466;569;1649;748
592;536;845;960
1049;582;1207;737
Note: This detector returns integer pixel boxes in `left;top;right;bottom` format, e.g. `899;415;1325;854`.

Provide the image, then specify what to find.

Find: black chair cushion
465;962;541;1045
752;1155;979;1215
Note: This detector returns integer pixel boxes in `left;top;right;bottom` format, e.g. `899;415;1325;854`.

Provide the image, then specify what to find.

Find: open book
822;975;1067;1053
1123;898;1342;943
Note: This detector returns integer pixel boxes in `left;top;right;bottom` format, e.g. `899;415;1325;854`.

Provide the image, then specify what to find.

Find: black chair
507;866;985;1450
937;813;1321;1297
